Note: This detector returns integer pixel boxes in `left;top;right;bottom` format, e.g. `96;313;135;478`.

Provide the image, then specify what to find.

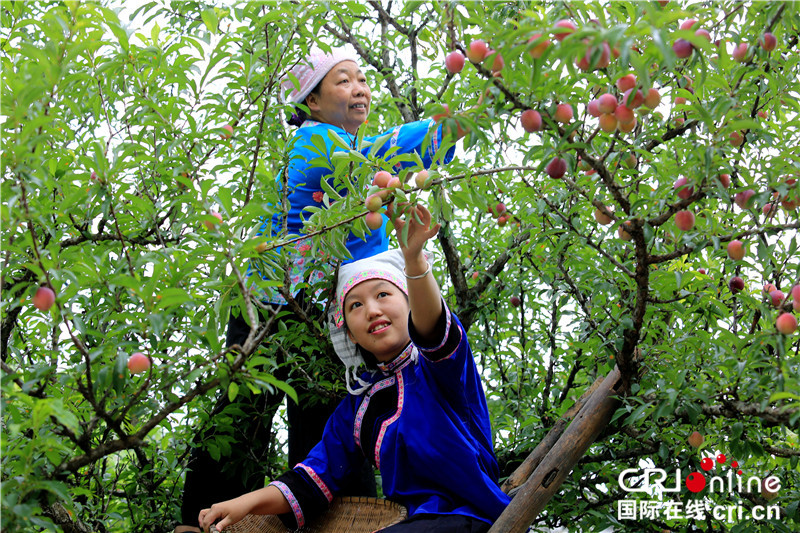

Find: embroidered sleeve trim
296;463;333;503
354;376;396;447
430;119;440;156
374;371;405;470
269;480;304;528
418;300;455;354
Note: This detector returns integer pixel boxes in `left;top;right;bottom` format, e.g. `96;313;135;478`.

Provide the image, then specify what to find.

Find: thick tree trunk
500;372;607;495
489;366;623;533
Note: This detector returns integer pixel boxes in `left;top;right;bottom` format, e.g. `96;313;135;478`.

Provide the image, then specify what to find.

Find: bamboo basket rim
214;496;408;533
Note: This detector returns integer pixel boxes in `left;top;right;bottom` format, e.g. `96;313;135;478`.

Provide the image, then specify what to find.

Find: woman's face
344;279;410;362
306;60;371;134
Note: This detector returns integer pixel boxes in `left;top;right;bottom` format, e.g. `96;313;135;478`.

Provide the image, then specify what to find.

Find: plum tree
4;2;799;532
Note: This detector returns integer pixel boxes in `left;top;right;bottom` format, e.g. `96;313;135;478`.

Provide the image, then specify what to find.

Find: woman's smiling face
306;60;371;134
344;279;410;362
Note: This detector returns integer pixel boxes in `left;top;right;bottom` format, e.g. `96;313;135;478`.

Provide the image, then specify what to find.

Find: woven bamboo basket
214;496;407;533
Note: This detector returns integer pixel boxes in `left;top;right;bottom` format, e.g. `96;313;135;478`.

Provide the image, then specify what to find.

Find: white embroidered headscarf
328;249;429;394
280;46;360;104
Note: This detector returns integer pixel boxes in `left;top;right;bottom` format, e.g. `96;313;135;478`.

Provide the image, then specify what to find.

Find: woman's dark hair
287;81;322;127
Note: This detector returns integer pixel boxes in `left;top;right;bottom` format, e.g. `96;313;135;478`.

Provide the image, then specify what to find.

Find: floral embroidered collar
377;342;418;375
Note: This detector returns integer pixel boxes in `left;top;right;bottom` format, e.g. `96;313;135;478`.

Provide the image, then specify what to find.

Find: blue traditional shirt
253;120;455;305
269;304;511;528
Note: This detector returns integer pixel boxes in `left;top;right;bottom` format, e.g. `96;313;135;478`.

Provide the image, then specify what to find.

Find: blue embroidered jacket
270;305;510;528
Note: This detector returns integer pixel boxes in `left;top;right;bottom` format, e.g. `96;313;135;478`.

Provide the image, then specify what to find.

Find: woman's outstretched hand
387;201;440;262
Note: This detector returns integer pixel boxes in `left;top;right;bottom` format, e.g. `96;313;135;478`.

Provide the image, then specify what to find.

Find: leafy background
2;1;799;532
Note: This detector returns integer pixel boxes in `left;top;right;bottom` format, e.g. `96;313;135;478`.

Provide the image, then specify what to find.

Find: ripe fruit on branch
680;19;699;31
365;211;383;230
727;240;745;261
414;169;430;190
694;29;711;42
729;276;745;294
792;285;800;312
673;39;693;58
643;88;661;109
688;431;704;448
622;88;645;108
734;189;755;209
467;40;489;63
488;51;505;73
553;19;577;41
521;109;543;133
717;174;731;188
220;124;234;139
554;104;573;123
599;113;618;133
594;206;614;225
776;313;797;335
614;104;635;124
618;118;637;133
729;131;744;147
732;43;749;62
528;34;550;58
365;195;383;212
203;211;223;230
128;352;151;374
673;177;694;200
546;157;567;179
432;103;451;123
445;51;465;74
764;283;778;294
576;41;610;71
761;478;779;501
616;74;636;92
587;99;602;118
33;286;56;311
373;170;392;188
675;210;695;231
769;290;785;308
622;153;637;169
618;221;633;241
510;295;521;307
597;93;618;114
760;32;777;52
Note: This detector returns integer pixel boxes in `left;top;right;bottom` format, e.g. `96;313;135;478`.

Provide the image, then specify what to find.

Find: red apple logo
685;472;706;493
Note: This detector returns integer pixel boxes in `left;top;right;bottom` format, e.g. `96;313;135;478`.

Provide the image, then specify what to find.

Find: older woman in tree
176;46;461;533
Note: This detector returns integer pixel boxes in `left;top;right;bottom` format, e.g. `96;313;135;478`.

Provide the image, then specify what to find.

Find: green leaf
201;8;218;33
